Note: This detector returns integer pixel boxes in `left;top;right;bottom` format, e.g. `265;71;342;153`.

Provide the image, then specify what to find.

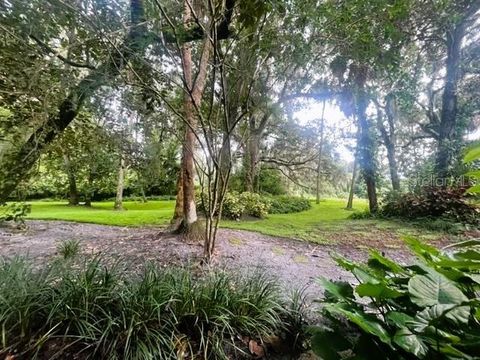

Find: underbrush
267;196;311;214
0;257;306;359
309;237;480;359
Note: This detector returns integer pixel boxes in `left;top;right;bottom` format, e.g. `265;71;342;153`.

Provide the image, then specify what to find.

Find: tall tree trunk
346;155;358;210
376;95;400;191
172;0;213;233
62;153;79;206
316;101;326;204
171;162;185;229
435;19;466;178
114;156;125;211
245;119;260;192
354;66;378;212
0;0;147;203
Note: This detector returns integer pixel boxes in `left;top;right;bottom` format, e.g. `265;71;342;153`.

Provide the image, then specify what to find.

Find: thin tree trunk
376;96;400;191
354;66;378;212
316;101;326;204
346;156;358;210
114;156;125;211
0;0;147;203
63;153;79;206
171;165;184;228
85;167;94;207
174;0;213;233
245;120;260;192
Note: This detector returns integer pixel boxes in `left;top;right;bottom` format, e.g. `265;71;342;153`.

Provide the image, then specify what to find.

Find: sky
293;100;356;163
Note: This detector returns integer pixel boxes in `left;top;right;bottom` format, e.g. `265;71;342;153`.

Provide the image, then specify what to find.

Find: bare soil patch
0;220;458;299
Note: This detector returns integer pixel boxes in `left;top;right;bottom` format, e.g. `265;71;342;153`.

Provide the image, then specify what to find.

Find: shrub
309;238;480;359
348;209;374;219
0;258;303;359
222;191;246;220
239;192;270;218
380;186;479;225
268;196;311;214
0;202;31;226
57;239;81;259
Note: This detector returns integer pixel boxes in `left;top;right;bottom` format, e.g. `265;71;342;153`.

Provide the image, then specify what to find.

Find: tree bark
376;95;400;191
0;0;147;203
114;156;125;211
172;0;213;231
354;66;378;213
245;117;260;192
435;18;466;178
62;153;79;206
346;155;358;210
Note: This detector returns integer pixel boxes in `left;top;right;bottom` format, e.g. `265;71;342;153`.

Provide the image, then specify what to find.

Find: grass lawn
27;201;176;227
27;198;438;243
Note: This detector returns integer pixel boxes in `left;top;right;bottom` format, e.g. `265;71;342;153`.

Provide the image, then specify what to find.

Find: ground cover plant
0;256;306;359
309;237;480;359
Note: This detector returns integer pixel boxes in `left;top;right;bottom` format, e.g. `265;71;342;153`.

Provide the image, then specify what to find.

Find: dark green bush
380;186;479;225
268;195;311;214
0;258;302;359
0;202;31;226
309;238;480;359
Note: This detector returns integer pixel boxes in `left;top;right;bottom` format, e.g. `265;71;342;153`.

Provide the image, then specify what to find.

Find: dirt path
0;220;453;299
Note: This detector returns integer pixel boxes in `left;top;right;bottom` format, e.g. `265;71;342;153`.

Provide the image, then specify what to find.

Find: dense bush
239;192;270;218
309;238;480;359
0;202;31;226
0;257;304;359
268;195;311;214
380;186;479;225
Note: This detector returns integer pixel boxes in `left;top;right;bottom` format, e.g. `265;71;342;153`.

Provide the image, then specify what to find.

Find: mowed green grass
27;198;369;240
27;201;176;227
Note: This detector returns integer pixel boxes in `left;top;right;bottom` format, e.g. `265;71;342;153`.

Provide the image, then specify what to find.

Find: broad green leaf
464;146;480;163
310;330;351;360
386;311;414;327
408;273;468;307
356;283;404;299
318;277;354;301
324;304;391;345
412;305;470;332
368;250;405;274
393;327;428;358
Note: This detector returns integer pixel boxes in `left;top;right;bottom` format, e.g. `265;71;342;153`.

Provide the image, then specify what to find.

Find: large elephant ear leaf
408;273;468;307
393;327;429;358
323;304;391;345
309;329;351;360
318;277;354;302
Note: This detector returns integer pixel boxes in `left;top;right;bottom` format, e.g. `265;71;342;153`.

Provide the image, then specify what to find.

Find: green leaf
408;273;468;307
412;305;470;332
367;250;405;274
356;283;404;299
324;304;391;345
310;329;351;360
393;327;428;358
386;311;414;327
464;146;480;163
466;184;480;194
318;277;354;301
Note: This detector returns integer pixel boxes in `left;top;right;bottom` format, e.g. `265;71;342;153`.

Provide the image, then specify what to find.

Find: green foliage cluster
310;238;480;359
56;239;81;260
222;192;271;220
0;257;303;359
465;145;480;194
267;196;312;214
0;202;31;226
380;187;479;225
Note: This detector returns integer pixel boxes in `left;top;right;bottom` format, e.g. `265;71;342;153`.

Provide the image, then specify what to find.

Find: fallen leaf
249;339;265;358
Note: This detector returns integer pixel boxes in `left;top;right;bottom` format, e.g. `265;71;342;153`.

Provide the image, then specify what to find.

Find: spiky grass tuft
0;257;303;359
